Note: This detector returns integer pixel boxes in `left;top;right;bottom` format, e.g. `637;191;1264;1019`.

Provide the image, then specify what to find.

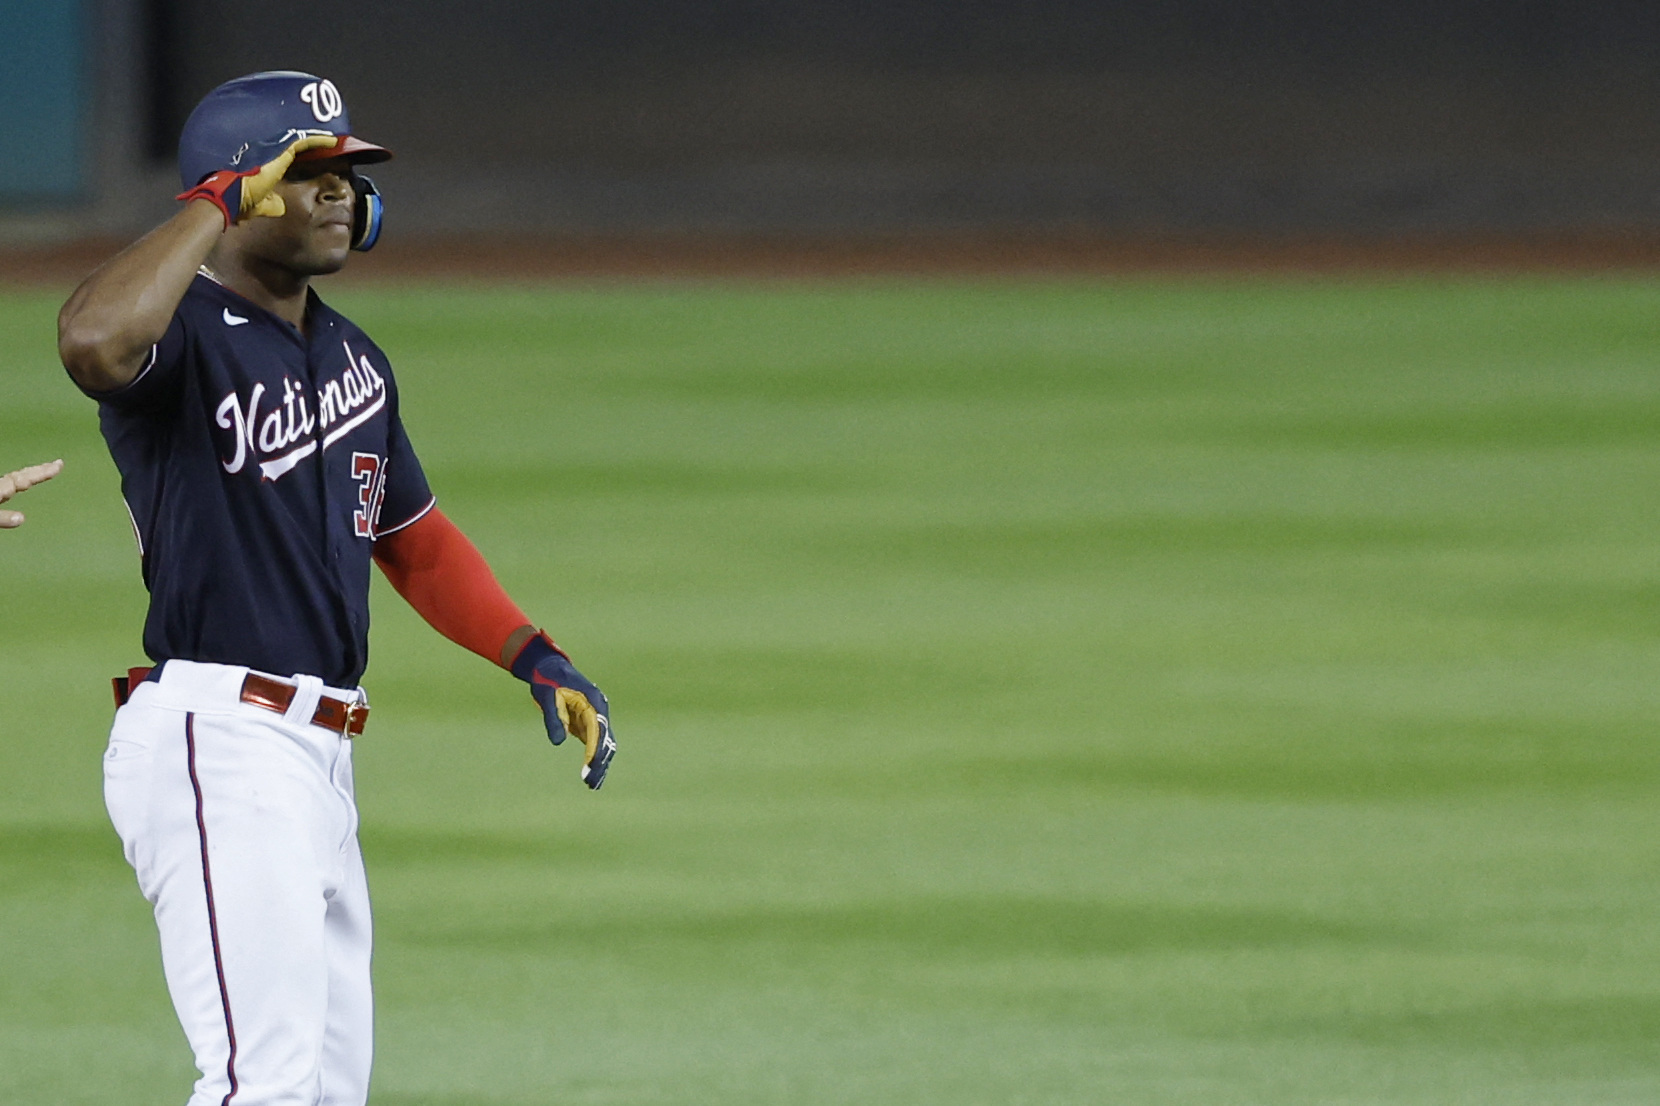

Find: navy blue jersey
82;274;434;687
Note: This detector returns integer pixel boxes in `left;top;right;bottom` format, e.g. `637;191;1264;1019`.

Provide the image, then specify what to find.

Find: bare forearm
57;200;224;392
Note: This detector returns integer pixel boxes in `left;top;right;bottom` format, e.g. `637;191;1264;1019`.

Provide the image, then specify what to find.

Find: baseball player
57;71;614;1106
0;458;63;527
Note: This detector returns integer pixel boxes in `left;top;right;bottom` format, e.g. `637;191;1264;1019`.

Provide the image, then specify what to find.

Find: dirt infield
7;231;1660;286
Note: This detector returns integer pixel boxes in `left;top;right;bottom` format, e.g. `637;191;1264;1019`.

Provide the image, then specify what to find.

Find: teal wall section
0;0;84;200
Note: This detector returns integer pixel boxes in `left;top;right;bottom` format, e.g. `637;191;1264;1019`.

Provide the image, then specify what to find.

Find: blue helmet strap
350;173;383;252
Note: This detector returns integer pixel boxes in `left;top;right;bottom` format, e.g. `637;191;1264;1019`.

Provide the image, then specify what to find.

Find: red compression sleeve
372;507;532;668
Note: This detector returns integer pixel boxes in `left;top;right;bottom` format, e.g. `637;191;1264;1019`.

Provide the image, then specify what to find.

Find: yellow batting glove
554;687;616;790
176;131;340;226
514;633;616;790
240;131;338;218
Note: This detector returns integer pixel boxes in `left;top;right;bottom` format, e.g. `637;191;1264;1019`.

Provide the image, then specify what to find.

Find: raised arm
58;132;337;392
57;202;224;393
373;507;616;788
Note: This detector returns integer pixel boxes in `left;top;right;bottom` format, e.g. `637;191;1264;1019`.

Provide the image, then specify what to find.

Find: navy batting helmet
178;71;392;251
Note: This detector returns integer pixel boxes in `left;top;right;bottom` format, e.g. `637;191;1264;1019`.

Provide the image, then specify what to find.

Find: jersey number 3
351;452;388;538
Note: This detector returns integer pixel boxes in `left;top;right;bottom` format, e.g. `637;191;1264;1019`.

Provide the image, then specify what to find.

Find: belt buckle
341;696;368;738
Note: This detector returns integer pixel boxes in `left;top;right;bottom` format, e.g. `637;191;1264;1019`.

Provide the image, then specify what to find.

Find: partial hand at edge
0;459;63;528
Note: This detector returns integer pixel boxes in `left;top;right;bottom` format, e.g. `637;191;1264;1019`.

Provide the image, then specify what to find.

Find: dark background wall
83;0;1660;231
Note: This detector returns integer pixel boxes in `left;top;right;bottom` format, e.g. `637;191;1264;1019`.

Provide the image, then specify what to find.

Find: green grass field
3;273;1660;1104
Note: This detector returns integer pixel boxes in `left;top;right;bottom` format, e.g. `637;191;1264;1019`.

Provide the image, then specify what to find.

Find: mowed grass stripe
2;276;1658;1104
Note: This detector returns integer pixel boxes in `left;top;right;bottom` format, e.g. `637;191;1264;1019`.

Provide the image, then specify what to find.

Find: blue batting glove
512;633;615;790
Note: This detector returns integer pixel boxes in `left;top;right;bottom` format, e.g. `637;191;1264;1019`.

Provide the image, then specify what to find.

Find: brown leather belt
112;666;368;737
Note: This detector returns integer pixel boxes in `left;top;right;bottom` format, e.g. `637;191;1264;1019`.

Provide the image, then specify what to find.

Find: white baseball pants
103;660;374;1106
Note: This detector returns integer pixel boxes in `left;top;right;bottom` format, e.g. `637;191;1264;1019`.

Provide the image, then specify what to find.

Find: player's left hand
512;633;615;789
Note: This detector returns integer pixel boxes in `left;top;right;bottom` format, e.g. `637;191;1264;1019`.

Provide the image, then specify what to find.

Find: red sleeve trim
372;506;530;667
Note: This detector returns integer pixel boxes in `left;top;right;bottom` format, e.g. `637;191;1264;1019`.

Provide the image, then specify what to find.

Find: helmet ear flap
351;174;383;251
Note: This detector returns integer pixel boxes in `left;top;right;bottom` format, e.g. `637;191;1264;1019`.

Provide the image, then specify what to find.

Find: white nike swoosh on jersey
223;308;250;326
